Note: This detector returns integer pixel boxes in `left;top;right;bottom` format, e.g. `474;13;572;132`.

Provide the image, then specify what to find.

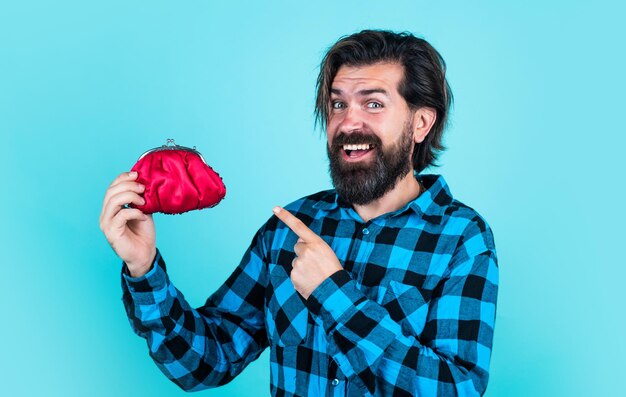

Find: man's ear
412;107;437;144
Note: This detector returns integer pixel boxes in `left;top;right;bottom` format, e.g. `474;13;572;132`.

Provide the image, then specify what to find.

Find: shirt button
362;228;370;235
331;378;340;386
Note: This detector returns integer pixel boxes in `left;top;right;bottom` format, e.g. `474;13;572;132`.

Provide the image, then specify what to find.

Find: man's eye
367;102;383;109
331;101;345;110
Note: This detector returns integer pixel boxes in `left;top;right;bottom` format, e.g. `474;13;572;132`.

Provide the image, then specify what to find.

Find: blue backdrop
1;1;624;396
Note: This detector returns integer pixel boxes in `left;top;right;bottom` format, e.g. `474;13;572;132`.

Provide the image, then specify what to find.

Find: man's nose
338;106;363;133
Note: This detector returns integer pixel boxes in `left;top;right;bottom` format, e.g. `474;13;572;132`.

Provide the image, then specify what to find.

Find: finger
109;171;139;190
272;206;318;241
111;208;148;231
102;181;145;215
104;171;141;204
294;241;304;257
291;257;301;273
101;191;145;228
101;171;141;219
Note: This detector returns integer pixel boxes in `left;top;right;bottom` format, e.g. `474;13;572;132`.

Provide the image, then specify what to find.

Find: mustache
330;131;382;149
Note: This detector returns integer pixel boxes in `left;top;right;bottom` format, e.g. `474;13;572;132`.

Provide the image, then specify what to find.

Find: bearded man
100;30;499;396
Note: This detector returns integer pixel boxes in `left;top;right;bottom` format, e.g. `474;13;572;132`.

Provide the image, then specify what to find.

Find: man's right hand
99;171;156;278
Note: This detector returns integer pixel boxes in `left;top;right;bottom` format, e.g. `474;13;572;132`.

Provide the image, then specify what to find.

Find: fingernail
272;206;281;214
129;171;137;177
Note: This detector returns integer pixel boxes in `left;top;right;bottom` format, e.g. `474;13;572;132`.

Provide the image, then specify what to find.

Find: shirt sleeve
120;226;270;391
306;220;498;396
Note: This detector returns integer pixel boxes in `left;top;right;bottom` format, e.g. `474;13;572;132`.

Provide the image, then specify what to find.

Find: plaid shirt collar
312;173;453;225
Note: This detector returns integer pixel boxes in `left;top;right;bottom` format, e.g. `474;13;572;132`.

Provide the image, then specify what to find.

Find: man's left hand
273;206;343;300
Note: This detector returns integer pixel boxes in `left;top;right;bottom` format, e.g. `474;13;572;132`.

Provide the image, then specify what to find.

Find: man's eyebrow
330;88;390;97
358;88;390;97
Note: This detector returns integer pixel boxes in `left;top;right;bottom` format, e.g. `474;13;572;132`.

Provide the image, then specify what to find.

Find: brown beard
327;118;414;205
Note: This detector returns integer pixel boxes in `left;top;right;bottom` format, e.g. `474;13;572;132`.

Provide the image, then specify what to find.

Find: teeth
343;144;372;151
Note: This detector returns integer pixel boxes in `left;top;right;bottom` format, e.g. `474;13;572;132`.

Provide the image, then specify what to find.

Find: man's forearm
121;248;268;391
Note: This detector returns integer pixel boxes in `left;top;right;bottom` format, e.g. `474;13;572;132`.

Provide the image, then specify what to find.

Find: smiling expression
325;62;419;205
326;62;417;165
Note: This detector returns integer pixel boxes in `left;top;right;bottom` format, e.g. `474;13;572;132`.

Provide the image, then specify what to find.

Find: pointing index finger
273;206;318;241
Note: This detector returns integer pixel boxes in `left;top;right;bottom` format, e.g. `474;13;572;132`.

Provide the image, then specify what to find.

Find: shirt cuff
306;270;368;333
120;248;169;304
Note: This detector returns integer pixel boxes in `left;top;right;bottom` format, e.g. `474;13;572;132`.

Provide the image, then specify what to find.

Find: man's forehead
331;62;404;95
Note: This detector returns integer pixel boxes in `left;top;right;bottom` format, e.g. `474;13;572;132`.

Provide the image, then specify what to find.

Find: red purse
129;139;226;214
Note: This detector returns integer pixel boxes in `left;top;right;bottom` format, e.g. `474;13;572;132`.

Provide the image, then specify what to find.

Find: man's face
326;62;416;205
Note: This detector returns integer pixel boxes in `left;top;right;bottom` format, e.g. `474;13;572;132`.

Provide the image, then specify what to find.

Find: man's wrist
121;248;169;304
125;249;157;278
127;263;152;278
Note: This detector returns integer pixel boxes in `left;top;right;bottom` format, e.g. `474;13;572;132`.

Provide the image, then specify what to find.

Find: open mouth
343;143;375;160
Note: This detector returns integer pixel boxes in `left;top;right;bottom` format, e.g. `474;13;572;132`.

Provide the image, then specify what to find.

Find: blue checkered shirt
121;174;499;396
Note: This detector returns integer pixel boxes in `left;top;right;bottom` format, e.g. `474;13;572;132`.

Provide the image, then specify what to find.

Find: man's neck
353;172;422;223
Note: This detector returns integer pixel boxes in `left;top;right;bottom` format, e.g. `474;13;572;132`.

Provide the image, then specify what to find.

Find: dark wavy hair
315;30;453;173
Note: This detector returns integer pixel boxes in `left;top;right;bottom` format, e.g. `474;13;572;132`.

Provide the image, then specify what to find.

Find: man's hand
99;171;156;277
273;206;343;300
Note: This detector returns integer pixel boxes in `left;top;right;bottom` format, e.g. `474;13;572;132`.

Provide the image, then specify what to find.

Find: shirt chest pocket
382;280;429;337
266;264;309;346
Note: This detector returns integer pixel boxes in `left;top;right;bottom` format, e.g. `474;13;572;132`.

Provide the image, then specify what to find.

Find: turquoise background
1;1;624;396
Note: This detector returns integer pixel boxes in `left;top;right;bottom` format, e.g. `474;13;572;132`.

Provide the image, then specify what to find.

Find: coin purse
128;139;226;215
